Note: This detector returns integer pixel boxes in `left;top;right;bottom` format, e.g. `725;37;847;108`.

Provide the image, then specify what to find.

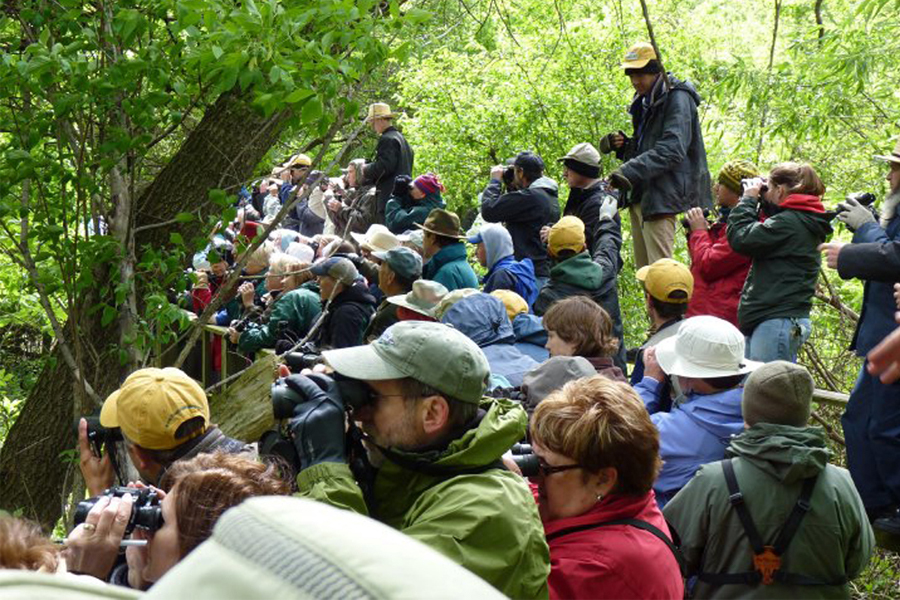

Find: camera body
74;487;164;535
509;443;539;477
75;415;123;459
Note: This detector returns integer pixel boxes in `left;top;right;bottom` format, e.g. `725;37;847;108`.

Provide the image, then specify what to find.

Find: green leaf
169;232;184;246
301;96;322;124
101;305;116;327
286;89;314;104
174;212;194;223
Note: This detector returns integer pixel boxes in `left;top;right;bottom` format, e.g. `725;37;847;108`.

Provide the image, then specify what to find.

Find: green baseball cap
322;321;490;404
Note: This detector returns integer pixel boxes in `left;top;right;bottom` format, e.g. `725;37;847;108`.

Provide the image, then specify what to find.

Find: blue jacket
512;313;549;362
635;377;744;506
422;243;479;291
484;257;538;309
847;218;900;355
442;293;539;387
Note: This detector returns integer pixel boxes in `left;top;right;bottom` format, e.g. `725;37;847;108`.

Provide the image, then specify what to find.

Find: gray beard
880;189;900;228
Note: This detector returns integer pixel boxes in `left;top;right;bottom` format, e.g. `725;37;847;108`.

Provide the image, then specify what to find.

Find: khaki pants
629;204;676;268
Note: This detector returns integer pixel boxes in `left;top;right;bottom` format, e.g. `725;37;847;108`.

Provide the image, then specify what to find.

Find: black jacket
316;281;377;349
480;178;560;278
618;75;712;218
363;127;414;224
838;239;900;283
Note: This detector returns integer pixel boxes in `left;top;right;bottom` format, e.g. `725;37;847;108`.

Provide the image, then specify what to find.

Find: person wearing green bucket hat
284;321;550;598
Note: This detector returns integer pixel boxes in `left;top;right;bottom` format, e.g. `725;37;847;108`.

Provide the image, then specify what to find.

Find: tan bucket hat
365;103;395;122
875;138;900;165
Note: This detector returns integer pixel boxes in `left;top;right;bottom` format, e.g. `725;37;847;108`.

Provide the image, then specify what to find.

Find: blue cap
466;231;484;244
310;257;358;285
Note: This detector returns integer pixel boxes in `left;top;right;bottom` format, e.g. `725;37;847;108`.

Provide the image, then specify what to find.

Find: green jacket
385;192;445;234
364;299;399;342
727;196;832;333
297;398;551;599
533;251;604;315
663;424;874;599
422;242;480;292
238;288;321;353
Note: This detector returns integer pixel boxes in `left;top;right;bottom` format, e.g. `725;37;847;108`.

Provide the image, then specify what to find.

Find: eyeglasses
531;458;583;479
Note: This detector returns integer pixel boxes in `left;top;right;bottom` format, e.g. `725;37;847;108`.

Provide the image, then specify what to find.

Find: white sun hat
655;315;762;378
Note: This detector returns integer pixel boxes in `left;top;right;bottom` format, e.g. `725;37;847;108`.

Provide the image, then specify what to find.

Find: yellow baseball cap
491;290;528;321
100;368;210;450
636;258;694;303
548;216;586;255
621;42;657;70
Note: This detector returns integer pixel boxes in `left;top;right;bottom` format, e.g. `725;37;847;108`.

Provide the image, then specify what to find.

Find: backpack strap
546;517;686;578
721;459;766;555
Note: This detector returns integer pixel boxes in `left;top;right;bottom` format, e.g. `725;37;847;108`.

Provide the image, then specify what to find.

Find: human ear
420;395;450;435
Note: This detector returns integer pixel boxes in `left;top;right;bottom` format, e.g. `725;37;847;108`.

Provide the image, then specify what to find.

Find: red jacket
686;221;751;326
544;491;683;600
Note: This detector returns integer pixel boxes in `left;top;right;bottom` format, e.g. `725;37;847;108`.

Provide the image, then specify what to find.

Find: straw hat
366;103;395;122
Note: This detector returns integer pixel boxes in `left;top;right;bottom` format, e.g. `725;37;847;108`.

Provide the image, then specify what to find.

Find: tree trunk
0;90;292;530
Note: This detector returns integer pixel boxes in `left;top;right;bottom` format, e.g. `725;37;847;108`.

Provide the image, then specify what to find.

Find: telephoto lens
510;443;532;455
511;452;539;478
73;487;164;535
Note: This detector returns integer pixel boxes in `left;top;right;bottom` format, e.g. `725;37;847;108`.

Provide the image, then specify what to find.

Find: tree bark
0;90;292;530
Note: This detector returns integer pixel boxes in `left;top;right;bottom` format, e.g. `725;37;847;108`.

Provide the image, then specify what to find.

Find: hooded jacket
422;242;480;292
687;216;751;327
442;294;539;387
315;281;377;350
533;249;627;371
385;191;445;234
544;491;684;600
664;424;874;599
480;177;560;278
563;180;620;254
618;75;713;217
727;195;833;334
635;377;745;506
513;313;550;362
838;217;900;355
363;126;414;224
297;398;551;599
238;288;322;354
479;225;539;307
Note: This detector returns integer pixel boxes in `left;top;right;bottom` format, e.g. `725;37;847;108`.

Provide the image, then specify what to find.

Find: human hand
239;282;255;307
742;177;766;199
78;418;114;498
490;165;505;181
228;327;240;345
685;207;709;231
284;374;347;468
817;242;845;270
65;493;134;579
598;194;618;222
599;132;626;154
608;170;632;192
867;316;900;384
837;198;876;231
193;271;209;289
539;226;551;245
643;347;665;382
894;283;900;311
327;198;342;213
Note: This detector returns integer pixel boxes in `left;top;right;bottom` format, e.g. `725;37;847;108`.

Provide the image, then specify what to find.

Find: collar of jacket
427;242;468;270
541;489;660;535
779;194;826;214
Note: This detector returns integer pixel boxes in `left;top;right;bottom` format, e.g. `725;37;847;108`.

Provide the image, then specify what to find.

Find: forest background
0;0;898;595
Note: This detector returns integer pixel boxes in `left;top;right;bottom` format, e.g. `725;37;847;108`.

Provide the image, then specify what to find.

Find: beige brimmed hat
365;103;395;122
388;279;448;318
875;138;900;165
655;315;761;379
351;224;400;254
557;142;601;168
621;42;657;70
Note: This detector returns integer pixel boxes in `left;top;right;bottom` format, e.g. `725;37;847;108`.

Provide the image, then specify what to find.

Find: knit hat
718;160;760;195
491;290;528;321
742;361;814;427
412;173;444;195
548;216;586;255
636;258;693;303
558;143;601;179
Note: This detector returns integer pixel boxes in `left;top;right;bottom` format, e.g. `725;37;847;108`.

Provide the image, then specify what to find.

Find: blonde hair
268;252;303;276
244;242;274;271
531;376;661;495
768;162;825;197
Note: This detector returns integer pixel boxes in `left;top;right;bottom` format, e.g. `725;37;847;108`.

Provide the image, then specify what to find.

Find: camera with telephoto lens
510;443;539;477
74;487;164;535
825;192;877;221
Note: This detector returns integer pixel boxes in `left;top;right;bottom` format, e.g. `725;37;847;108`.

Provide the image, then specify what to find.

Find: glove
598;131;627;154
598;194;618;222
837;197;876;231
284;374;346;468
608;170;632;192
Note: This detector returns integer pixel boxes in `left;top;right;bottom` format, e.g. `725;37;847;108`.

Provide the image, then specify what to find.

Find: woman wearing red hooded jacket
527;375;684;600
684;159;758;326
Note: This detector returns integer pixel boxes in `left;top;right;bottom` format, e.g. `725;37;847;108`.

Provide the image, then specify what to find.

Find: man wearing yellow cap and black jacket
600;42;712;269
77;367;252;497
